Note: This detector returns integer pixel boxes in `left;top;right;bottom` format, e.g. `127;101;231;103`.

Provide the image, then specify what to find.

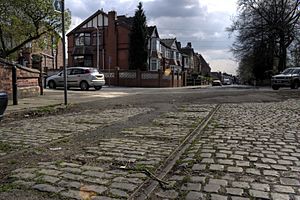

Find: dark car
0;92;8;121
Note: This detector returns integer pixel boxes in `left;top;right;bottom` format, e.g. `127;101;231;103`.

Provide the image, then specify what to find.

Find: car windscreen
293;69;300;74
282;68;294;74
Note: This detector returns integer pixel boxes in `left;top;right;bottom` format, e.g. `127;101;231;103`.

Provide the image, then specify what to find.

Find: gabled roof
117;15;134;28
180;47;194;56
161;38;176;48
147;26;159;38
67;10;108;36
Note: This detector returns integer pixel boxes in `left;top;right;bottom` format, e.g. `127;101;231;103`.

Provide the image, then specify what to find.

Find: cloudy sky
65;0;238;75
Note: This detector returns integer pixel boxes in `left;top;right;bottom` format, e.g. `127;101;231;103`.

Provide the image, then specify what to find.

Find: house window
73;55;92;67
151;39;160;52
75;33;91;46
92;33;103;46
167;50;172;59
176;52;180;60
150;59;160;71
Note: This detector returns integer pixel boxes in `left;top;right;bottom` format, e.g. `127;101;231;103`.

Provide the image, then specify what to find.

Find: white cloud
198;0;237;13
209;59;238;75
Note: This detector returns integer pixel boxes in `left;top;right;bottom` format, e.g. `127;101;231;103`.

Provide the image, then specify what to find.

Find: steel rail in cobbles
129;104;221;200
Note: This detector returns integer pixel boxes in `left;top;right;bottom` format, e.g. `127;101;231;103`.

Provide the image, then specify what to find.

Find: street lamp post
61;0;67;105
53;0;67;105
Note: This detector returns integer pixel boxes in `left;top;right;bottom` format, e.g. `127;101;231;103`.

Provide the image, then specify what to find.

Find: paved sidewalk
5;88;132;114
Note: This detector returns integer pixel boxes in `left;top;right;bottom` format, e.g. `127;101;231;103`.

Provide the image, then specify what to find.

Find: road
0;86;300;200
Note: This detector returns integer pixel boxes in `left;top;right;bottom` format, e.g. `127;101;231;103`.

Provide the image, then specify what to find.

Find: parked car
271;67;300;90
0;92;8;121
223;78;231;85
47;67;105;91
212;80;222;86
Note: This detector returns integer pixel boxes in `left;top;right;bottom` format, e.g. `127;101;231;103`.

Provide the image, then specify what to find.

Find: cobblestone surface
0;108;152;156
9;104;215;199
153;99;300;200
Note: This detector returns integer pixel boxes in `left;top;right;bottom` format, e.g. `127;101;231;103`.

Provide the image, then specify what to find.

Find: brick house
19;34;63;71
160;38;182;73
147;26;162;71
198;53;211;76
179;42;195;73
67;10;165;73
67;10;134;71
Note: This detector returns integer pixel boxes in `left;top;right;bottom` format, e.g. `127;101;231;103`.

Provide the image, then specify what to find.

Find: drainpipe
12;66;18;105
102;13;105;70
96;27;100;70
148;36;152;71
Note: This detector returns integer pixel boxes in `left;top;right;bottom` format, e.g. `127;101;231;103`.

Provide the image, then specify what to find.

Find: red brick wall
117;26;130;70
56;40;64;69
0;62;40;99
102;69;185;87
67;34;74;67
106;11;117;69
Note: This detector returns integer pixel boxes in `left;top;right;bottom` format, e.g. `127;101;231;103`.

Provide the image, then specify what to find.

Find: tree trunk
278;33;287;72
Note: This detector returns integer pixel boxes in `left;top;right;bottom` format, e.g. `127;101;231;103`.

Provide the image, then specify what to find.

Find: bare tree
228;0;300;80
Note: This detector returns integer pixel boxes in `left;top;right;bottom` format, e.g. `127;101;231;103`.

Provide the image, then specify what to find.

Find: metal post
12;66;18;105
39;65;44;95
62;0;67;105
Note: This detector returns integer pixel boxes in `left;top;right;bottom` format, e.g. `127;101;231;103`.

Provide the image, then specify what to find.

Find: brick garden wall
0;60;40;99
102;69;187;88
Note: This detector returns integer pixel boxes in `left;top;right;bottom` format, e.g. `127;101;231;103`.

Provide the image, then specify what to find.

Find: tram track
129;104;221;200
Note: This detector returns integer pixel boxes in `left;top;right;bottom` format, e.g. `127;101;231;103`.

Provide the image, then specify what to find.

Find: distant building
17;33;63;71
147;26;162;71
179;42;194;73
198;53;211;76
66;9;211;79
160;38;182;72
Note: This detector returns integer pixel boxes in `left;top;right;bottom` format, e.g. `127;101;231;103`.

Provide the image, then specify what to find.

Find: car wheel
80;81;89;91
48;80;56;89
94;86;102;90
292;81;299;89
272;85;279;90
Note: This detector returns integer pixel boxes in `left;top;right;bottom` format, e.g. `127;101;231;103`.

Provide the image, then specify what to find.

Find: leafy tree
0;0;71;59
129;2;148;71
228;0;300;80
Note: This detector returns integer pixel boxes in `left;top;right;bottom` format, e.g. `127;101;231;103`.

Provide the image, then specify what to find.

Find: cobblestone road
0;108;152;156
7;104;215;199
153;99;300;200
4;99;300;199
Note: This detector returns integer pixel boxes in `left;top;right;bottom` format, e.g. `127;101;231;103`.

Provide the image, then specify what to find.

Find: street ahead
1;86;300;200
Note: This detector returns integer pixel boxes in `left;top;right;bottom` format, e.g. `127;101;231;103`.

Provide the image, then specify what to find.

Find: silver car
271;67;300;90
46;67;105;91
